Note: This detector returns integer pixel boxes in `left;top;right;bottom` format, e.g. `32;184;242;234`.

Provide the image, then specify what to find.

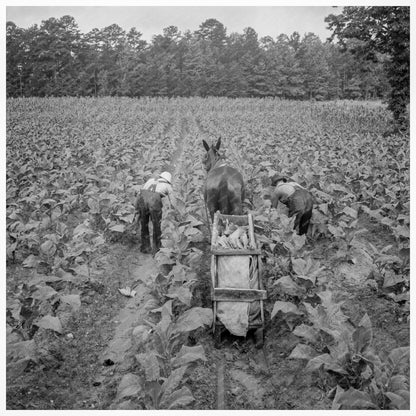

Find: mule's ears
202;140;210;151
215;137;221;150
202;137;220;151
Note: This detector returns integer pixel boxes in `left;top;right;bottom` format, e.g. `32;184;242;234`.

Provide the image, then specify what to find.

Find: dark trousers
135;189;163;254
287;189;313;235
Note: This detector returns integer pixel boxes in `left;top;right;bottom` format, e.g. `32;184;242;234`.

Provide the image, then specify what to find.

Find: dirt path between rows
6;245;158;410
9;218;406;410
91;118;190;409
7;119;188;410
85;251;159;410
7;116;409;411
101;255;158;367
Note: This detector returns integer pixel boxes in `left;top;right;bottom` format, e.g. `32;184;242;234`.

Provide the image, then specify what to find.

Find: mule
202;137;245;220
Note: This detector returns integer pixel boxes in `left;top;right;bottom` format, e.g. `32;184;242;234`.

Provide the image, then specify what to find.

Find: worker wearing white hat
135;171;174;254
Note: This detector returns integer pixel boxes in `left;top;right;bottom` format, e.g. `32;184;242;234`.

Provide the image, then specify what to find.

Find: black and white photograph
4;1;411;412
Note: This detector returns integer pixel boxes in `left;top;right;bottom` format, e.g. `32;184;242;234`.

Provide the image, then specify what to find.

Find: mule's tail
228;182;244;215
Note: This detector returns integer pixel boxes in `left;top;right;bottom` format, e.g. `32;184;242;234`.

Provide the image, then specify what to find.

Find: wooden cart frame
210;211;267;347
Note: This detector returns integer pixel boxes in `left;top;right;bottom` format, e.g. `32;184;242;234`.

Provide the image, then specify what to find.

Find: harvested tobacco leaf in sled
210;211;266;347
215;220;256;250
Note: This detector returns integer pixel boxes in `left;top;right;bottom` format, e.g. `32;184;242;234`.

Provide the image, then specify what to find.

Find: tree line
325;6;409;125
6;7;409;125
6;15;389;101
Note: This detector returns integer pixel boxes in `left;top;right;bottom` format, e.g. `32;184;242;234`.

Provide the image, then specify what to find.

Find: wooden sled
210;211;266;348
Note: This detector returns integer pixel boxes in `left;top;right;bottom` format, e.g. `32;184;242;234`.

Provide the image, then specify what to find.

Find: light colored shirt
274;182;305;204
143;177;174;205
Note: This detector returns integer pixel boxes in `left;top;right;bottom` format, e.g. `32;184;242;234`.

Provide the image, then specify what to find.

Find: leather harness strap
213;158;227;169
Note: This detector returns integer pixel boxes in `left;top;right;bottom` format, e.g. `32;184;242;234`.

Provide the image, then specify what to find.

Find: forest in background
6;16;389;100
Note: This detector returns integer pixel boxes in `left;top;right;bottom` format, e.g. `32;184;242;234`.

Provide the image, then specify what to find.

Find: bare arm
165;186;175;209
271;189;284;208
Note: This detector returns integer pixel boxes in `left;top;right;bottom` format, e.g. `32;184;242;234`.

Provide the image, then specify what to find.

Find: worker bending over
271;175;314;235
135;171;174;254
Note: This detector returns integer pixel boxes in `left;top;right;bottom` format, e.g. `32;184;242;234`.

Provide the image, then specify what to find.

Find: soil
6;244;153;410
6;216;409;410
6;123;409;410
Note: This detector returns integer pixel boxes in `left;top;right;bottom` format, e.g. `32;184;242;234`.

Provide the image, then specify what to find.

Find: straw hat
159;171;172;184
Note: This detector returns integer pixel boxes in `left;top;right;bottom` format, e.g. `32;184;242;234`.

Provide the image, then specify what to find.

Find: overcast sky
6;5;339;42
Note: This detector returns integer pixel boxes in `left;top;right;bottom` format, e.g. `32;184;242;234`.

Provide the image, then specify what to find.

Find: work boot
141;246;152;254
140;229;151;253
140;241;152;254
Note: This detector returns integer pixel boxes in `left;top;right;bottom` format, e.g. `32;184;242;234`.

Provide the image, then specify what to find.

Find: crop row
6;97;409;410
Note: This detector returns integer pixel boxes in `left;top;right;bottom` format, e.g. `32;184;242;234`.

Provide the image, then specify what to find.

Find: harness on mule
214;161;227;169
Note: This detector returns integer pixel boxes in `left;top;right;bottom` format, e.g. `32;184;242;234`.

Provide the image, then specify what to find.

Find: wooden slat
210;255;215;287
217;213;248;226
213;288;267;301
258;257;264;289
211;211;220;247
212;300;217;331
215;320;263;329
211;249;262;256
248;213;257;249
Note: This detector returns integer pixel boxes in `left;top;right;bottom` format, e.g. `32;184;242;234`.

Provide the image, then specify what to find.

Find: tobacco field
6;97;410;410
